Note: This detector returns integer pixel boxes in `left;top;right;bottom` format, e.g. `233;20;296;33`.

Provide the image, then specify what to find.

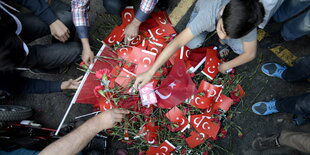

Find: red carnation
93;85;104;98
95;68;111;79
203;151;209;155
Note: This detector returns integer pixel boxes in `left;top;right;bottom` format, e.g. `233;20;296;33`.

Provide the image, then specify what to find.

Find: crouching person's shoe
252;100;279;115
261;63;286;79
252;134;281;151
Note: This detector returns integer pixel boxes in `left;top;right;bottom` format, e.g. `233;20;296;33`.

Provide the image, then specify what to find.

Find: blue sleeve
15;0;58;25
135;8;149;22
76;26;89;39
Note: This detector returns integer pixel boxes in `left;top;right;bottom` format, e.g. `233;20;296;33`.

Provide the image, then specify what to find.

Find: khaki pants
279;130;310;153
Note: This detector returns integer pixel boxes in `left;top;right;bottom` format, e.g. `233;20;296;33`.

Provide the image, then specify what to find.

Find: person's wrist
60;81;66;90
131;18;142;26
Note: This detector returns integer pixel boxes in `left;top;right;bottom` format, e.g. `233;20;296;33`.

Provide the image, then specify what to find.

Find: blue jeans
16;0;81;70
103;0;128;15
282;56;310;82
273;0;310;41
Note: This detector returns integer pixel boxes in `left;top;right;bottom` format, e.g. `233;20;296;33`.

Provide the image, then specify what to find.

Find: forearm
149;28;194;74
224;50;256;69
40;116;101;155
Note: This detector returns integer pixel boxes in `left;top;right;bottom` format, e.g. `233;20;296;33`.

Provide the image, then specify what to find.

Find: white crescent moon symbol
108;36;115;43
193;117;200;126
185;50;190;58
119;48;128;55
206;108;212;113
155;90;172;100
199;133;205;139
155;28;164;35
142;57;152;65
160;146;168;152
207;66;215;74
195;97;201;105
176;68;184;77
148;139;155;144
209;89;216;97
202;122;210;130
159;17;167;25
180;118;185;125
124;12;132;22
150;47;159;54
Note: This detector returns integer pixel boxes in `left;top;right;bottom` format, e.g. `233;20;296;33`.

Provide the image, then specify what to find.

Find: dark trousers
282;56;310;82
103;0;128;15
276;56;310;116
276;93;310;116
17;0;81;70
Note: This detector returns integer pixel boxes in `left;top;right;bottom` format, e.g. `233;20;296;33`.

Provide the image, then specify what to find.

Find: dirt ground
1;0;310;154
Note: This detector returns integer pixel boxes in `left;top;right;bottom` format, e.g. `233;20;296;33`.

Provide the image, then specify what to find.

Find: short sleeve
242;28;257;42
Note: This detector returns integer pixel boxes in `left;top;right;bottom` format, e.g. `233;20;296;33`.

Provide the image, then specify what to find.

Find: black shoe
157;0;168;11
252;134;280;151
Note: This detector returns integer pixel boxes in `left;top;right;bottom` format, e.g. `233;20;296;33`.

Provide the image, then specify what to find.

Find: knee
55;11;74;30
67;42;82;61
103;0;124;15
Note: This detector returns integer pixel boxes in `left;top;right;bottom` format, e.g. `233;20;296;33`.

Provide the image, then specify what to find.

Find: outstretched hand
124;18;141;45
61;76;83;90
96;109;129;130
133;70;154;91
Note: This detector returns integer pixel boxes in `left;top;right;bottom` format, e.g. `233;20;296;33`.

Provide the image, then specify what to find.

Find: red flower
79;61;88;69
213;110;221;115
220;128;227;137
207;143;213;149
238;131;244;137
138;151;145;155
211;117;220;124
203;151;209;155
93;85;104;98
95;68;111;79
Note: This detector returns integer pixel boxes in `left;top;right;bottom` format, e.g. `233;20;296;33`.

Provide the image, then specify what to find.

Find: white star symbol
169;82;176;89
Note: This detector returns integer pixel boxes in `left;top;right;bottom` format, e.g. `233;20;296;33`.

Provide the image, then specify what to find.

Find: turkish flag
165;107;190;132
151;11;176;36
103;24;125;46
129;34;144;47
147;41;163;56
169;46;191;65
137;122;159;144
121;6;135;26
185;131;206;148
212;94;233;112
201;48;221;80
157;140;176;154
198;80;223;102
114;68;136;88
130;49;157;75
189;115;220;139
117;47;133;60
73;45;118;105
155;60;197;109
189;94;213;109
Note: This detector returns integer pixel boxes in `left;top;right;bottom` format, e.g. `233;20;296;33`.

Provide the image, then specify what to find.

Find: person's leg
103;0;128;15
273;0;310;22
282;55;310;82
17;0;74;43
276;93;310;116
279;130;310;153
281;9;310;41
22;42;82;70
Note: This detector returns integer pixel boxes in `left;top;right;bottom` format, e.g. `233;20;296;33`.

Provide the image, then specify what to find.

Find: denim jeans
276;93;310;116
282;56;310;82
103;0;128;15
273;0;310;41
17;0;81;70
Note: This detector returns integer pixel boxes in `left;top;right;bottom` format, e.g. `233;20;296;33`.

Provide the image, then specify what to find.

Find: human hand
49;19;70;42
96;109;129;130
218;63;230;74
133;70;155;91
82;47;94;66
61;76;83;90
124;18;141;45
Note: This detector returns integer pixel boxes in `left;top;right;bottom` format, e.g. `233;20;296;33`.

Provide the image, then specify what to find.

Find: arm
40;109;129;155
133;27;195;89
71;0;94;65
16;0;70;42
124;0;158;43
218;40;257;73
